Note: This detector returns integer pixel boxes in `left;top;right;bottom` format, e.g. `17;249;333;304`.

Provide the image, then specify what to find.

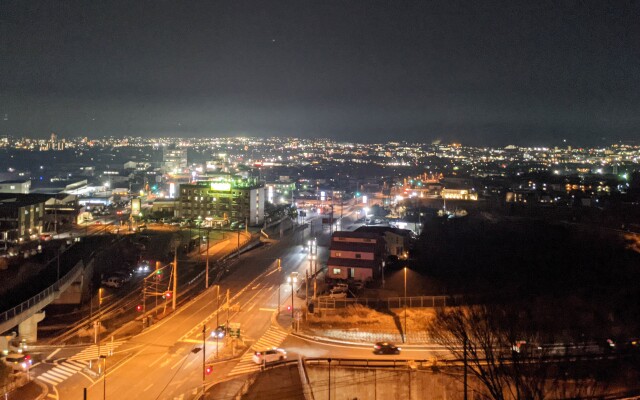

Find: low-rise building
0;180;31;194
441;187;478;200
355;226;414;259
0;194;46;242
326;231;385;282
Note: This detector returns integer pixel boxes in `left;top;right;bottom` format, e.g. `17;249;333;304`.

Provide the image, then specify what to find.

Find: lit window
332;268;341;275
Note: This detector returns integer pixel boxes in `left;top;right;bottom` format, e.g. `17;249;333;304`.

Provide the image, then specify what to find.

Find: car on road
252;348;287;364
135;262;151;274
101;276;123;288
2;353;32;372
373;342;401;355
211;325;226;339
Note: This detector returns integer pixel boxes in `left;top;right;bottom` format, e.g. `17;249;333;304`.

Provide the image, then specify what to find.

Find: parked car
373;342;401;355
101;276;123;288
327;289;347;298
331;283;349;293
252;348;287;364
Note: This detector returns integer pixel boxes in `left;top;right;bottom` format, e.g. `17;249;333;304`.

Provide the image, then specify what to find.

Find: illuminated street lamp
287;274;298;318
403;267;408;343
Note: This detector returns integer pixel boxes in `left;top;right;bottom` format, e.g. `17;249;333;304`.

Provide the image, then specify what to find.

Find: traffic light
287;305;291;312
163;291;172;299
136;304;143;312
205;365;213;375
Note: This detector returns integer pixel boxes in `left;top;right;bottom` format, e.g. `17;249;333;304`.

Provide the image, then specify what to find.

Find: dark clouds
1;0;639;145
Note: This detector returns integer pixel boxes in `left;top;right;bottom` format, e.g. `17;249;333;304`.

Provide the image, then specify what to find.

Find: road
26;211;442;400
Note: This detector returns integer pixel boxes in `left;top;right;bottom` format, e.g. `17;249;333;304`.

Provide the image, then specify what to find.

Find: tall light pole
100;354;107;400
205;228;210;289
403;267;408;343
287;274;297;319
201;324;206;398
215;285;219;358
277;259;282;316
172;245;178;310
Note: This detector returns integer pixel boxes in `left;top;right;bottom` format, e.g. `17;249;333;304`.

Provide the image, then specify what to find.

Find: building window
355;253;361;259
332;268;341;275
335;252;342;257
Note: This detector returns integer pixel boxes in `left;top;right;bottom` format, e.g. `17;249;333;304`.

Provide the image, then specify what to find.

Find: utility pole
226;289;230;328
404;267;408;343
328;358;332;400
205;229;210;289
172;245;177;311
215;285;220;358
463;335;468;400
101;355;107;400
277;258;281;316
202;324;206;399
305;270;309;302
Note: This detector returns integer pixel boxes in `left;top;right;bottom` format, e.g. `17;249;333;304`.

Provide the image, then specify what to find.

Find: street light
205;227;210;289
287;274;298;319
403;267;408;343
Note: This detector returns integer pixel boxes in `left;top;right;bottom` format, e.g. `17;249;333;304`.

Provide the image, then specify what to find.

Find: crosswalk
36;359;88;386
69;340;125;361
36;341;125;386
227;326;288;377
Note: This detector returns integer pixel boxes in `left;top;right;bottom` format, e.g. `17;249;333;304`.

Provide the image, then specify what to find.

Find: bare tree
427;303;606;400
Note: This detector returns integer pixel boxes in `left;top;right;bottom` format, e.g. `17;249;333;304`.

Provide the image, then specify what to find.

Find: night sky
1;0;639;146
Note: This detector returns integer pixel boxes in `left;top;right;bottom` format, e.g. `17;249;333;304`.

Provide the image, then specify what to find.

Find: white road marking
39;373;63;383
148;354;166;368
46;369;71;379
143;383;154;392
36;376;59;386
46;348;62;360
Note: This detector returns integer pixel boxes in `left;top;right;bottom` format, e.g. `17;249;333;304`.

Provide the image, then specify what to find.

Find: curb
290;330;438;349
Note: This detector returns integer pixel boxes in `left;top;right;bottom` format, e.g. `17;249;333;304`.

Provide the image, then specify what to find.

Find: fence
316;295;463;310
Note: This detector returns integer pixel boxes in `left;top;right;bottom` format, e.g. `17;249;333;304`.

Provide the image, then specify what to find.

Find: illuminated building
178;178;264;226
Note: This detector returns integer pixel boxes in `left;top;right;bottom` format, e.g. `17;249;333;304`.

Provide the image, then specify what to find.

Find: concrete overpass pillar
18;312;45;342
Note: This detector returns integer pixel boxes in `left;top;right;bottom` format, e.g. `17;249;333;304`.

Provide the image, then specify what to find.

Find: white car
252;348;287;364
3;353;32;372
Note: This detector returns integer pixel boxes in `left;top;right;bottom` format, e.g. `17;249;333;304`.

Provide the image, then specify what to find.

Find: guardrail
0;259;84;324
316;295;463;310
297;356;315;400
304;358;430;368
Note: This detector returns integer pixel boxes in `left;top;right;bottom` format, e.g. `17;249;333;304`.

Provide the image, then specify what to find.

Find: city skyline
2;1;639;146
